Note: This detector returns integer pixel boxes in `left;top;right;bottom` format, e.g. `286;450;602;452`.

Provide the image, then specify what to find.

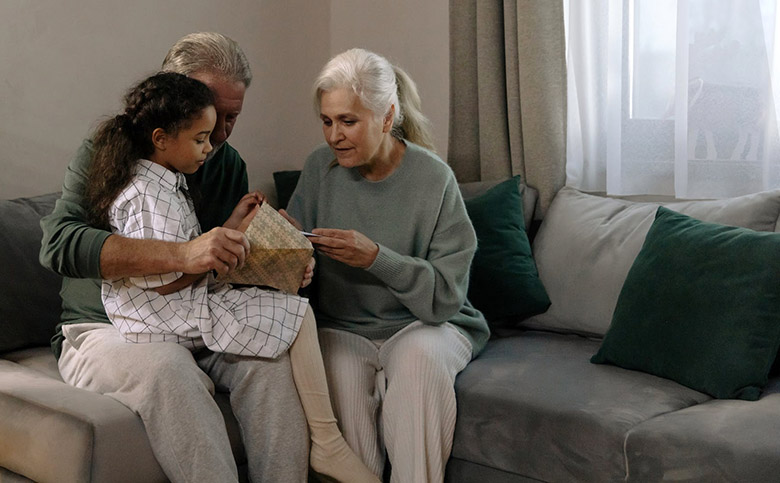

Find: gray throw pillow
523;187;780;337
0;193;63;353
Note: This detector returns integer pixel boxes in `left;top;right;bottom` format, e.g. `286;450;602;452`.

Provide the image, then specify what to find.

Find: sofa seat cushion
452;332;710;482
0;350;244;482
625;379;780;482
2;347;62;380
0;358;166;482
446;457;539;483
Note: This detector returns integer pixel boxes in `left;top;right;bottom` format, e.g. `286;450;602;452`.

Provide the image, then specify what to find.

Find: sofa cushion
592;208;780;400
0;358;166;482
0;467;34;482
0;193;63;354
461;177;550;324
2;347;62;380
451;332;709;482
523;187;780;337
446;457;537;483
273;170;302;210
624;379;780;482
458;177;538;232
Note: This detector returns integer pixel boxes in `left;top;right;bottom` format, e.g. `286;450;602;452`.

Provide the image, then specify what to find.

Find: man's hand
224;191;265;230
308;228;379;269
301;257;315;288
181;227;250;277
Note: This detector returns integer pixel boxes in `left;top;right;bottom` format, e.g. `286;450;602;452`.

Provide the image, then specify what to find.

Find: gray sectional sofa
2;185;780;482
446;186;780;482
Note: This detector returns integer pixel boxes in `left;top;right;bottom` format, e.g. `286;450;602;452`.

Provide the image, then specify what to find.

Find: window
566;0;780;198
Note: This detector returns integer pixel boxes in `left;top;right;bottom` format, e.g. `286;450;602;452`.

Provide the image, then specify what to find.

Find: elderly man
40;32;308;483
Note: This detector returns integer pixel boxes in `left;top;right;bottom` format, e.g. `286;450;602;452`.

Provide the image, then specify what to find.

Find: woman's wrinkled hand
308;228;379;269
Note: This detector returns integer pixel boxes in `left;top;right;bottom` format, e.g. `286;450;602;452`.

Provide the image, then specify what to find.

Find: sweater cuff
82;229;112;279
366;244;404;285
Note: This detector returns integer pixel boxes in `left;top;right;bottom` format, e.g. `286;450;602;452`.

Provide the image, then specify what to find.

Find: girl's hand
224;191;265;230
300;257;315;288
279;209;302;230
309;228;379;269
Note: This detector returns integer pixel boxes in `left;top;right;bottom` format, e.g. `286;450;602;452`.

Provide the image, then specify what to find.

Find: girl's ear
151;128;168;151
382;105;395;133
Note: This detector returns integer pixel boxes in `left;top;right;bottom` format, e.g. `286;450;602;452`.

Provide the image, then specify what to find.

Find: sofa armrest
0;360;166;483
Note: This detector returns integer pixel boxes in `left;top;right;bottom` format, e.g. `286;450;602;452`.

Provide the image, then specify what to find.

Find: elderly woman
282;48;490;482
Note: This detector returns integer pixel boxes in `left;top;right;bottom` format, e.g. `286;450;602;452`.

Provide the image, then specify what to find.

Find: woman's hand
309;228;379;269
300;257;315;288
224;191;265;230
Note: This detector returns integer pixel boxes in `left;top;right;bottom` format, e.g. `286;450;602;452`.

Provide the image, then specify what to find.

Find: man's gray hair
162;32;252;87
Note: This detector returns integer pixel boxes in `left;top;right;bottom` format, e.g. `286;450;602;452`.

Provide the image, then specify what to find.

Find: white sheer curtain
566;0;780;198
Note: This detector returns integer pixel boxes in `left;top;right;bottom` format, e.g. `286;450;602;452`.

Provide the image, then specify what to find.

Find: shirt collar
136;159;189;192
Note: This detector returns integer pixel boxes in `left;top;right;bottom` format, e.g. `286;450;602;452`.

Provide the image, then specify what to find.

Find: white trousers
58;322;309;483
318;321;472;483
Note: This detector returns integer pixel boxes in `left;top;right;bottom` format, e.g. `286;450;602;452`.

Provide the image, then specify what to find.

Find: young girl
84;72;378;483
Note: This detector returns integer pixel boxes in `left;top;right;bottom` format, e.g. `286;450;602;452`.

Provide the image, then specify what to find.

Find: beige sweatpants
318;321;472;483
58;322;309;483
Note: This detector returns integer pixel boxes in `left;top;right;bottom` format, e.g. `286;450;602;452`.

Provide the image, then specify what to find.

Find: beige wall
0;0;449;201
329;0;449;160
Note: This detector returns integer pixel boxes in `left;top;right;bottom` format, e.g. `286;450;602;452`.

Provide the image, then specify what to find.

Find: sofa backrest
0;193;62;354
523;187;780;337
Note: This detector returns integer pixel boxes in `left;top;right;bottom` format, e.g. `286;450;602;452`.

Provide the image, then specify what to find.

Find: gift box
219;202;313;294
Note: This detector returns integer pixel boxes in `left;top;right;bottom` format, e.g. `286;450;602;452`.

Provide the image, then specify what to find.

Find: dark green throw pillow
273;170;302;210
463;176;550;325
592;207;780;400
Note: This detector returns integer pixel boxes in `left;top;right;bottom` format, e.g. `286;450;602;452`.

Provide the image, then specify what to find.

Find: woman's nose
329;125;343;143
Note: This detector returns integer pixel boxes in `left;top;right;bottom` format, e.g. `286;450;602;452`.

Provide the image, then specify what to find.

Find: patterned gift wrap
220;202;313;293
